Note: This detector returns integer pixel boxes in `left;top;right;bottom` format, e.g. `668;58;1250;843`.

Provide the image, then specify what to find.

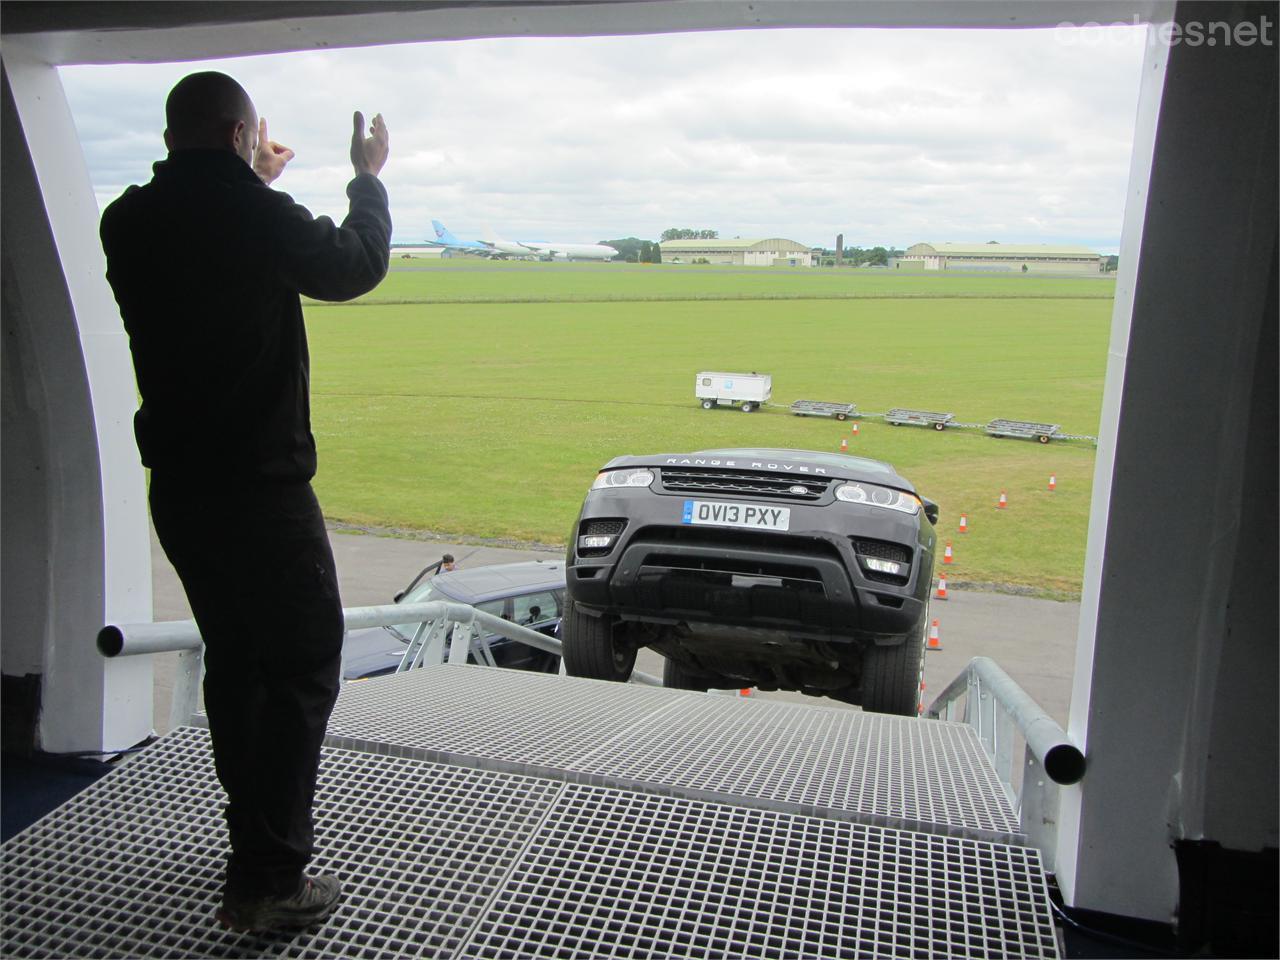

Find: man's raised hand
252;118;295;185
350;112;389;177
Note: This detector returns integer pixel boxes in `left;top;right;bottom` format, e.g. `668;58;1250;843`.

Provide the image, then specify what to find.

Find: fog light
863;557;904;576
580;535;615;550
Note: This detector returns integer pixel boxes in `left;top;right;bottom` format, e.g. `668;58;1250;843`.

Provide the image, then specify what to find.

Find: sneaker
216;874;343;932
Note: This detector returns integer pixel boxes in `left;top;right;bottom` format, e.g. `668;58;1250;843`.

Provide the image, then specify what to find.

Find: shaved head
164;71;256;160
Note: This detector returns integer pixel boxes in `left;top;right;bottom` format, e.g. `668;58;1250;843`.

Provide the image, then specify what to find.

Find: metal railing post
924;656;1086;871
168;648;204;730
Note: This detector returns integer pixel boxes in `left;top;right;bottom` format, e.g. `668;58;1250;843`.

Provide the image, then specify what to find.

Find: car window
512;591;560;626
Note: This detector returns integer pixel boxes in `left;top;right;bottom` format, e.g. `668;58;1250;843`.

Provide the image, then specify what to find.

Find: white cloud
60;25;1146;253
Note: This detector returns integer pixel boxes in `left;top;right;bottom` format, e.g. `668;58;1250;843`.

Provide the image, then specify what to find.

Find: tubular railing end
1043;742;1087;785
97;625;125;658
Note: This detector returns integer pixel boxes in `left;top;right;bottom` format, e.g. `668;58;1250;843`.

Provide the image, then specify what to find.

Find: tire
701;399;714;410
933;422;945;431
860;613;927;716
1037;434;1050;444
835;412;848;421
662;657;712;692
741;402;755;413
561;600;635;682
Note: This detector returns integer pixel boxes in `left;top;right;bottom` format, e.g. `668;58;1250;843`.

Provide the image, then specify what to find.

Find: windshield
388;582;446;641
386;581;505;641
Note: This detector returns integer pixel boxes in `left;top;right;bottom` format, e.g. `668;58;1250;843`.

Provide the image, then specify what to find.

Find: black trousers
150;473;344;897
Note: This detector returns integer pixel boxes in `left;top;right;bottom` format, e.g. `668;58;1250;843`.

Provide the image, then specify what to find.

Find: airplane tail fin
432;219;464;245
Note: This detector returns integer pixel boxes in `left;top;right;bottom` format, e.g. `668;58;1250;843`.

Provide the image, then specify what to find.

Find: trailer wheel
561;600;635;682
933;422;946;431
836;412;848;421
1037;434;1051;444
741;402;755;413
701;399;714;410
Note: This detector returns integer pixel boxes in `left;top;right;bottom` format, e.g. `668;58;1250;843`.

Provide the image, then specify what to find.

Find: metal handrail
927;657;1085;785
99;601;660;730
926;657;1084;873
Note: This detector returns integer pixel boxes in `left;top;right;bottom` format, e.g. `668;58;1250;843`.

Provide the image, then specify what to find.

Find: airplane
482;230;619;262
429;220;491;254
430;220;618;261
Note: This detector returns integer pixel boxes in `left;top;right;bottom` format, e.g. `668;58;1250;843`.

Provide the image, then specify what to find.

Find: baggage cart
884;408;956;431
985;418;1063;444
789;399;858;421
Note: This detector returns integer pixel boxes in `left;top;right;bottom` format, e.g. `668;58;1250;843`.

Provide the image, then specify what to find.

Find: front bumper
566;485;934;643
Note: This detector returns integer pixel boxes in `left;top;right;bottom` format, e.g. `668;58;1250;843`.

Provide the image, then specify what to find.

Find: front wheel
662;657;713;692
860;616;927;716
561;600;635;682
701;399;714;410
741;402;755;413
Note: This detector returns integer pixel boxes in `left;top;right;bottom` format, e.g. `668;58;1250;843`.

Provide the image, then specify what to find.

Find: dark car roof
600;447;913;490
426;560;566;604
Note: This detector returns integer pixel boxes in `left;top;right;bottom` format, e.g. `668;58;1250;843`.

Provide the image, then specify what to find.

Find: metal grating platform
328;666;1020;840
2;727;1059;960
1;727;562;959
464;784;1059;959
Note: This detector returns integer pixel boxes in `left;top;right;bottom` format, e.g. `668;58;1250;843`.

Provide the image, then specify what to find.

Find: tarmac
149;524;1081;734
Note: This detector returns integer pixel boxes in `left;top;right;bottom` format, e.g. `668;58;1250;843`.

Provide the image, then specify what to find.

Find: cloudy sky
60;25;1147;253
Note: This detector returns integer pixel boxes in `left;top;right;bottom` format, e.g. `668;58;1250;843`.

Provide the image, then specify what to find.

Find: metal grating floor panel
327;666;1020;839
1;727;562;959
573;695;1020;837
3;724;1057;959
328;665;681;770
461;784;1059;959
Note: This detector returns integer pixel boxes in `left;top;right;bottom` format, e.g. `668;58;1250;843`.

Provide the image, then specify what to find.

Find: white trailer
694;371;772;413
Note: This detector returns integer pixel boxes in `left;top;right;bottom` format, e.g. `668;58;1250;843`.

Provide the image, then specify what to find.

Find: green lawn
311;258;1116;304
307;262;1114;597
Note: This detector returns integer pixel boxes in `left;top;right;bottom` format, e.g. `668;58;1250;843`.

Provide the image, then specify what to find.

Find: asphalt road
149;524;1080;734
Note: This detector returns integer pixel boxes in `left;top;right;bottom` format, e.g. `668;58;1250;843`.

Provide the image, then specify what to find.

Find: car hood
600;448;916;492
341;626;407;681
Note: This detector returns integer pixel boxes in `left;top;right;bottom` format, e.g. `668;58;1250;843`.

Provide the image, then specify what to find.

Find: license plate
681;500;790;531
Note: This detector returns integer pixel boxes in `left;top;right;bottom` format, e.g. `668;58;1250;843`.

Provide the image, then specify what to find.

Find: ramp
2;667;1060;958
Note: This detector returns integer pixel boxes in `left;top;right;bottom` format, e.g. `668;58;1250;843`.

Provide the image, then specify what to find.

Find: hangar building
660;238;813;267
899;242;1102;275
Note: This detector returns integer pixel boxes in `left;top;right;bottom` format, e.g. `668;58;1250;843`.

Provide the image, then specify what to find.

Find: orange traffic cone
739;688;753;698
936;573;948;600
927;619;942;650
959;513;968;534
943;540;954;565
997;490;1008;509
1048;474;1057;491
852;422;859;436
840;438;848;453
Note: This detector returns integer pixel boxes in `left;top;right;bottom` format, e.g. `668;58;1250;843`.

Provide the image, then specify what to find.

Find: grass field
306;261;1115;598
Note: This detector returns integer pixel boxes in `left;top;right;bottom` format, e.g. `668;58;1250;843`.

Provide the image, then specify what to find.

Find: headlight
835;481;921;515
591;468;654;490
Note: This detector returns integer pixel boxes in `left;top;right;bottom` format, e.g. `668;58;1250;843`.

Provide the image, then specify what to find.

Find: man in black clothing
100;72;391;932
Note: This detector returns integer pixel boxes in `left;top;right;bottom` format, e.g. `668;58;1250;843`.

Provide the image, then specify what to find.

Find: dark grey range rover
561;447;938;715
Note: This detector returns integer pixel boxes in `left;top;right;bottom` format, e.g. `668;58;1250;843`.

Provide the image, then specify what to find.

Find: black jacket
100;149;391;482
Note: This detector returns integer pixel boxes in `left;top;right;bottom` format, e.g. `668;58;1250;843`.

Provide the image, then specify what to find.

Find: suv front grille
660;469;832;501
